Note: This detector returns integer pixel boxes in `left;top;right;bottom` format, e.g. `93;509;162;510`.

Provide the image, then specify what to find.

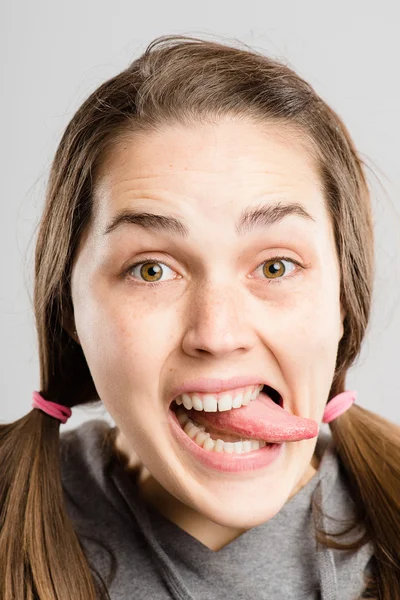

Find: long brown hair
1;35;399;600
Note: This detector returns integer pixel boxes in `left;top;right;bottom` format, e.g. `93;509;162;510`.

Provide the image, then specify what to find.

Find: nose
181;280;255;359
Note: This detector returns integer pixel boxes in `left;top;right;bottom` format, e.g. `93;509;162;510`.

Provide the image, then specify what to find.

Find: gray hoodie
60;420;374;599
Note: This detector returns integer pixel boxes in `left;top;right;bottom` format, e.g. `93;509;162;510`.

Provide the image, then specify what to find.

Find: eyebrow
103;201;315;237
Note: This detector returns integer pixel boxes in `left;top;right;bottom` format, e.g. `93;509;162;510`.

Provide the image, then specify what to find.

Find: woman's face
70;118;344;529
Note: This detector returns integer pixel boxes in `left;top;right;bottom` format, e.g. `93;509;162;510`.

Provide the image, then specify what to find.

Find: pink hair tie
322;390;356;423
32;391;72;424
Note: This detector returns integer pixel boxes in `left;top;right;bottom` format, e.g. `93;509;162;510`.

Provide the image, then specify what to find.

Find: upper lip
169;376;281;404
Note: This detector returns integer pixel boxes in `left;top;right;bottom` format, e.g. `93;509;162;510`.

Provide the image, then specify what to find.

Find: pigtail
0;408;109;600
328;404;400;599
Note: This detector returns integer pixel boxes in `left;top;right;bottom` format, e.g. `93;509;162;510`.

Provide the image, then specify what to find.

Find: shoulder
60;419;115;481
59;419;121;519
59;419;153;587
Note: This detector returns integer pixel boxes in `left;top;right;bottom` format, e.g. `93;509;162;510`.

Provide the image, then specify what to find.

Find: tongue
187;392;319;443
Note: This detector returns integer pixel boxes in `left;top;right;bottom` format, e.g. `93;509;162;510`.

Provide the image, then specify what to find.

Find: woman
0;35;399;600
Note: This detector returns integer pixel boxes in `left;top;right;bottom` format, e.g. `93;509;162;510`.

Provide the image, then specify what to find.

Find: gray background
1;1;399;432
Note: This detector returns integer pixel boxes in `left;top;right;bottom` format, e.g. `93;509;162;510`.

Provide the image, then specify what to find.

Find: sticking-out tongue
187;392;319;443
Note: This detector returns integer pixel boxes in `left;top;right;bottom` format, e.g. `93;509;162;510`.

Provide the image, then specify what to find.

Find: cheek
260;284;341;347
284;302;340;356
258;290;342;409
76;288;180;403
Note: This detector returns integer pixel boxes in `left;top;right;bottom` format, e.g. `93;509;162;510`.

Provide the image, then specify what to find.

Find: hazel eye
128;261;177;283
256;258;296;280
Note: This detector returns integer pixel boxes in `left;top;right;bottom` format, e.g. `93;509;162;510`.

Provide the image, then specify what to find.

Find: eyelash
124;256;304;287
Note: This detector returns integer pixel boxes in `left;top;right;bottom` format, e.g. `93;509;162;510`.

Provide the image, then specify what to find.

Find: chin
192;486;290;530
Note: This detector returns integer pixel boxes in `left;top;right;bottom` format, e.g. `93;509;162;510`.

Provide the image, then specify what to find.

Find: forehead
93;119;327;228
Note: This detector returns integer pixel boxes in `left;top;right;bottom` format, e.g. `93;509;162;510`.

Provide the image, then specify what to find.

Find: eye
127;260;178;284
125;256;301;286
254;257;298;281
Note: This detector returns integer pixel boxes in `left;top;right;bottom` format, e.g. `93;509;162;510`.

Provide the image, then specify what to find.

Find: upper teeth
174;384;263;412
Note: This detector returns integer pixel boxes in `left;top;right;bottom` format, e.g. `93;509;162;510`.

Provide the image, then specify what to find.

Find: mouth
261;385;282;406
170;384;283;411
169;383;283;455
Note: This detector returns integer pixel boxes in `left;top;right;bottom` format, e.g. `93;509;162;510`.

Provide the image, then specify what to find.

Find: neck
114;429;320;552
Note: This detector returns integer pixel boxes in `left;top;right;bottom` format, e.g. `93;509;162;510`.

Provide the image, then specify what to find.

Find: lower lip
168;408;283;473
